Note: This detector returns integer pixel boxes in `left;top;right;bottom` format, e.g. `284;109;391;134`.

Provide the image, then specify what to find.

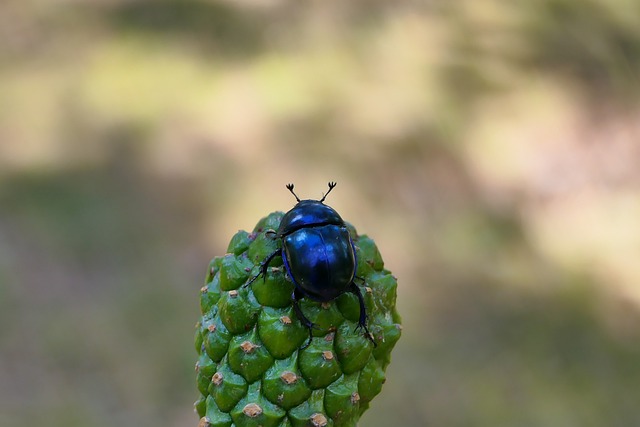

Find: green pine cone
195;212;401;427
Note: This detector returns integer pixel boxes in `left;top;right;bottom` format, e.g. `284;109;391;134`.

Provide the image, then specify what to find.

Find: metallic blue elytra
282;224;355;301
248;182;375;349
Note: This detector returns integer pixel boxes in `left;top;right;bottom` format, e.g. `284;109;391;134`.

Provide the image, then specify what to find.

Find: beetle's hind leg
349;281;377;347
291;288;316;349
245;249;280;287
353;275;366;284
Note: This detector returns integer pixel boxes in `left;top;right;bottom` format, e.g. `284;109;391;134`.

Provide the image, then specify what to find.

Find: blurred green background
2;0;640;426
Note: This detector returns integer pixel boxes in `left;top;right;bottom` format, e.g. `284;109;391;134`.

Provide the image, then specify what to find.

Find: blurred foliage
106;0;269;57
1;0;640;426
0;146;207;426
517;0;640;104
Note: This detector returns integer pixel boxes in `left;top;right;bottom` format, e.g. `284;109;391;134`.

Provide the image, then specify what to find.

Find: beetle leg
245;249;280;287
349;282;377;347
291;288;315;349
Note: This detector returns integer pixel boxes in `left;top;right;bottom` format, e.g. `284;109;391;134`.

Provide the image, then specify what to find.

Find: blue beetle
249;182;375;348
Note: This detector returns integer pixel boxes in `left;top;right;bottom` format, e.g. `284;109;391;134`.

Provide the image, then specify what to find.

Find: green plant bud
205;257;223;284
262;353;312;409
356;235;384;271
252;212;285;234
219;254;253;291
324;373;360;425
195;394;207;418
250;267;294;308
202;315;232;363
370;315;402;367
298;299;345;337
230;382;287;427
334;292;360;323
247;231;281;266
227;230;252;255
357;357;385;404
334;321;373;374
209;357;248;412
200;274;222;315
368;272;398;311
258;307;308;358
288;390;333;427
195;352;217;395
195;211;401;427
298;338;342;389
195;321;204;354
202;395;233;427
218;287;260;334
228;329;274;383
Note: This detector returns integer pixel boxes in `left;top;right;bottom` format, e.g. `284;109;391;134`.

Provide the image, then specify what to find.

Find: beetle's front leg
245;249;280;287
349;281;377;347
291;288;315;349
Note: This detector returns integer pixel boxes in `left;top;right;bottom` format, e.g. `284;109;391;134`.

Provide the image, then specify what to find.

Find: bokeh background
2;1;640;426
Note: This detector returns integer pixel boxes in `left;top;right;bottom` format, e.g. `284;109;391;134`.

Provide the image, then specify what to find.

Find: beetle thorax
277;200;345;237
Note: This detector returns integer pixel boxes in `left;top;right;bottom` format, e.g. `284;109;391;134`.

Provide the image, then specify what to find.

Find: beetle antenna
286;183;301;202
320;181;337;203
